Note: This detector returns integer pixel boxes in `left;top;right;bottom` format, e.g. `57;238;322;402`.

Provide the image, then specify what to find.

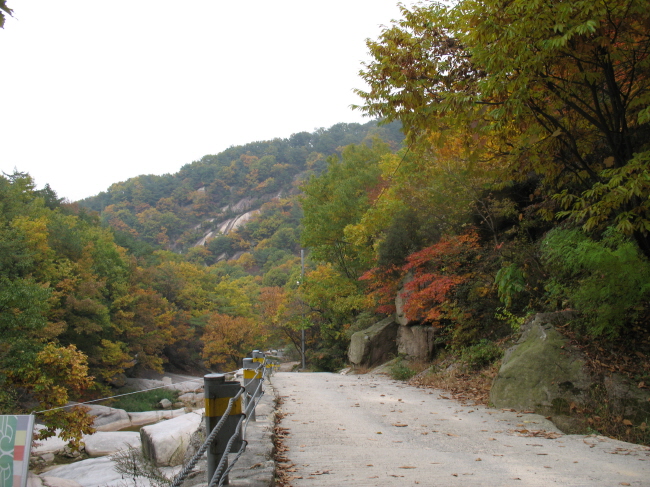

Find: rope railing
170;387;245;487
170;351;278;487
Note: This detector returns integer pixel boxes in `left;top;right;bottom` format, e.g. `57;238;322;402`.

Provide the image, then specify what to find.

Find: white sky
0;1;407;201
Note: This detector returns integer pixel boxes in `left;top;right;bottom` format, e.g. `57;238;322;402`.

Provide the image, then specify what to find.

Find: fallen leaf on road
475;458;482;461
393;423;408;427
399;466;416;469
310;470;331;475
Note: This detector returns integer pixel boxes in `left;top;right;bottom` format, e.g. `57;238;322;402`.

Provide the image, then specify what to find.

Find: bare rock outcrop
348;317;399;367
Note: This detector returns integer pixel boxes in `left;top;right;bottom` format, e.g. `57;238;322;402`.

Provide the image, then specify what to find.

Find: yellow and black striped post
243;357;263;421
252;350;265;365
204;373;243;485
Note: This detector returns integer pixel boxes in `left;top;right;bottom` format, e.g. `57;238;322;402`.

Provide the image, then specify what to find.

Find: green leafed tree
300;140;391;279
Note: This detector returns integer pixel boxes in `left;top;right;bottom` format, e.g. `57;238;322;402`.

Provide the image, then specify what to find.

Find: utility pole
300;249;305;370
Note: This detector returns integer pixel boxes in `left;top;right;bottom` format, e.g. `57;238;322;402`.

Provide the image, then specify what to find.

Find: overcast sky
0;1;407;201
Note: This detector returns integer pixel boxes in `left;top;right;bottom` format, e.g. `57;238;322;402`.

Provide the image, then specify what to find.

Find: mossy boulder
490;312;592;415
491;312;650;429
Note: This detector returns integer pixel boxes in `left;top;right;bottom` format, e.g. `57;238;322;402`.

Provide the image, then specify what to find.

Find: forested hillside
80;121;403;254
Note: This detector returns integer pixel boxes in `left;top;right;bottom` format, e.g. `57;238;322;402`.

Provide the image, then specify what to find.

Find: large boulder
27;473;82;487
128;408;188;427
86;405;131;432
178;392;205;408
83;431;141;457
348;317;399;367
140;410;203;467
32;427;68;455
41;456;128;487
490;312;591;414
41;455;179;487
165;380;204;394
397;324;435;360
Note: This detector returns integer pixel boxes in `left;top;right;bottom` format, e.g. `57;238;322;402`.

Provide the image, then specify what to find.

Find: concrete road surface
272;371;650;486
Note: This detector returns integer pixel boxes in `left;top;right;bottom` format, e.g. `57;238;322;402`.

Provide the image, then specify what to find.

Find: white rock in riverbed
86;405;131;432
27;472;82;487
83;431;141;457
128;408;187;427
41;456;180;487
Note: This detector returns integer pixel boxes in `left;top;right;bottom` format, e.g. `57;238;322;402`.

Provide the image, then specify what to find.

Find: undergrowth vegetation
108;388;180;413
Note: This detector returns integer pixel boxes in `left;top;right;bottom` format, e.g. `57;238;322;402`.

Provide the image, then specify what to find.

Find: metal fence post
252;350;266;399
242;358;262;422
204;373;243;485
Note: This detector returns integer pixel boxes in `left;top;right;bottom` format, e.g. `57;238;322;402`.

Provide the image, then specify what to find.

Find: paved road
272;371;650;486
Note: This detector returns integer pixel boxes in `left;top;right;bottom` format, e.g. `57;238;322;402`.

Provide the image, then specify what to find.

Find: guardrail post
204;373;243;485
242;357;262;422
252;350;266;398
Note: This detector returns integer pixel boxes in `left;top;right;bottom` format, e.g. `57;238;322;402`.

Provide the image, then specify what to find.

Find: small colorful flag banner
0;415;34;487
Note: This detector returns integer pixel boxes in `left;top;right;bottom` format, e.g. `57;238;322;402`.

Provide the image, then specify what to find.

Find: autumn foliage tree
202;313;259;370
362;231;481;325
356;0;650;256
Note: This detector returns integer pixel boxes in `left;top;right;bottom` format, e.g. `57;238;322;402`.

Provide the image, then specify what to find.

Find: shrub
460;339;503;370
541;227;650;336
389;357;418;381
